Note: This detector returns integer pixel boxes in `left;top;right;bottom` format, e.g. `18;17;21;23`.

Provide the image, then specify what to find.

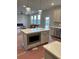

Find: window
31;16;33;24
45;17;50;28
31;14;41;25
34;15;37;24
37;15;41;25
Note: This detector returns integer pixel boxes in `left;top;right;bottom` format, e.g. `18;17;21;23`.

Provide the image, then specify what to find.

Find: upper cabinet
53;7;61;22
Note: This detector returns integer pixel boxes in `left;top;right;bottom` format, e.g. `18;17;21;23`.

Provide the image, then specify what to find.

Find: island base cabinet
27;42;41;49
41;31;49;44
45;50;58;59
23;34;28;50
21;28;50;50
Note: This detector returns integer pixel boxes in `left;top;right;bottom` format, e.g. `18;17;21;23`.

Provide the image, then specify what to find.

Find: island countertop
21;28;50;34
50;26;61;29
43;41;61;59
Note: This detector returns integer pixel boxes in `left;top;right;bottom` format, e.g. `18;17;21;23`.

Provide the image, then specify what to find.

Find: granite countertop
43;41;61;59
21;28;50;34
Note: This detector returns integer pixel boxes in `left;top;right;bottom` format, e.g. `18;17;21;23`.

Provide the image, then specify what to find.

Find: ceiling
17;0;61;14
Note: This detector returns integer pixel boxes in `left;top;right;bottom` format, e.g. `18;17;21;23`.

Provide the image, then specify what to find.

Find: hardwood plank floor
17;33;61;59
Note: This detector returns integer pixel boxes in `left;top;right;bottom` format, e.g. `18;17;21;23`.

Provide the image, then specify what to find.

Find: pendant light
26;0;31;12
38;0;42;14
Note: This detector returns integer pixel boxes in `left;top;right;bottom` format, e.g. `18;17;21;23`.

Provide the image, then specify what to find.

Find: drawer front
45;51;58;59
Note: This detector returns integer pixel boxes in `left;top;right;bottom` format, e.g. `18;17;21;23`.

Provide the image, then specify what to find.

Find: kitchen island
21;28;50;50
43;41;61;59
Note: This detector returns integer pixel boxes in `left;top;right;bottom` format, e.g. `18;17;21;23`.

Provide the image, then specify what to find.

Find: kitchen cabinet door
53;8;61;22
54;28;61;38
41;31;49;44
45;51;58;59
50;27;54;35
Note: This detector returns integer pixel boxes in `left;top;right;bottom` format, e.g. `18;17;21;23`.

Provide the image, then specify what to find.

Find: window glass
45;17;50;28
30;14;41;25
31;16;33;24
34;15;36;24
38;15;41;19
37;15;41;24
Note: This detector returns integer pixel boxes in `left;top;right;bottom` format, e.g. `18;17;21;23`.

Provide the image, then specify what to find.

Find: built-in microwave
27;32;41;45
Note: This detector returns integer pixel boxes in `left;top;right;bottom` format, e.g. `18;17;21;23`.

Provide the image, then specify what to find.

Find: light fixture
38;10;42;13
38;0;42;14
51;2;54;6
25;0;31;12
26;7;31;12
38;10;42;14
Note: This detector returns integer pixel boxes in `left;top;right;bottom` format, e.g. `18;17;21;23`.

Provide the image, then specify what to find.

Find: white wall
17;14;30;28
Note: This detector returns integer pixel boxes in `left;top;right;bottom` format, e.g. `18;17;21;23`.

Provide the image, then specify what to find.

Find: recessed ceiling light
51;3;54;6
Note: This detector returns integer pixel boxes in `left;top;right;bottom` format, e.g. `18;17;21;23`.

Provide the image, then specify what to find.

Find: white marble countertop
43;41;61;59
21;28;50;34
50;26;61;29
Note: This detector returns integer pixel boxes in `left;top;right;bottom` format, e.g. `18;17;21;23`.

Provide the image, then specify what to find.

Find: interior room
17;0;61;59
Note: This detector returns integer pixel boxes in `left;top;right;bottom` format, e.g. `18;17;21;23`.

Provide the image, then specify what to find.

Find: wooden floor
17;46;45;59
17;32;60;59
